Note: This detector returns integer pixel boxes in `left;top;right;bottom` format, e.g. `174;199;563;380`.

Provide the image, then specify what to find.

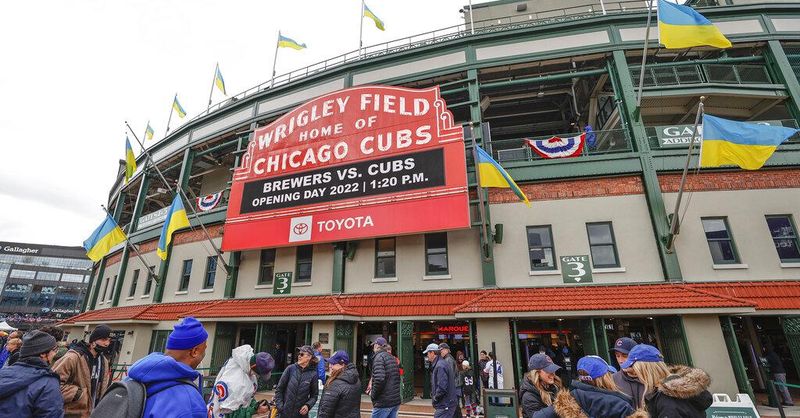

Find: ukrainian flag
278;33;307;50
83;214;127;262
145;122;155;140
700;114;799;170
173;95;187;118
215;64;226;95
475;146;530;206
364;3;385;31
157;194;191;260
658;0;731;49
125;137;137;184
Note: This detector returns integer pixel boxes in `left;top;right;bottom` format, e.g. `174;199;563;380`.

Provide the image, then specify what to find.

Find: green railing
490;129;633;163
631;62;773;88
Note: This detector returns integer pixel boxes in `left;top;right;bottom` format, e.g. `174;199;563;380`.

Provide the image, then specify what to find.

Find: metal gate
781;316;800;377
397;320;415;402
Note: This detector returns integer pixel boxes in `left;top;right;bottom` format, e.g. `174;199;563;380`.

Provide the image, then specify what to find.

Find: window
425;233;449;275
527;226;556;270
258;249;276;285
587;222;620;268
766;215;800;262
375;238;396;278
101;277;110;301
203;257;217;289
149;330;171;353
701;217;739;264
143;266;155;296
179;260;192;291
9;269;36;279
61;273;85;283
108;275;117;301
295;245;313;283
36;271;61;281
129;269;140;297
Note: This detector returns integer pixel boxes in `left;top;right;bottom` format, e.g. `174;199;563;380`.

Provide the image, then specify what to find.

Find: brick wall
106;250;123;267
173;224;224;246
488;175;644;203
658;168;800;192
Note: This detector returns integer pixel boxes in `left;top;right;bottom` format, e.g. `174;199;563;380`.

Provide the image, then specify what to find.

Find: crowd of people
0;318;785;418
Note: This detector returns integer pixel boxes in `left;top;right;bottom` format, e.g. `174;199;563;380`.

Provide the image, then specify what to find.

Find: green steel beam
332;243;346;294
766;40;800;121
223;251;240;298
111;174;150;307
635;55;763;69
480;68;607;90
610;50;682;281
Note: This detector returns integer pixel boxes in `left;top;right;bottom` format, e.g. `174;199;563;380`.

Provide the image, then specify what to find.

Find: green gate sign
273;272;293;295
706;406;758;418
560;255;593;284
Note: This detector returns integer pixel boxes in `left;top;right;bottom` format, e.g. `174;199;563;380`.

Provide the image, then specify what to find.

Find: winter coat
314;351;327;384
613;370;646;409
0;347;11;368
128;352;207;418
459;370;476;396
317;363;362;418
645;366;713;418
519;376;559;418
553;390;648;418
207;345;259;418
274;362;319;418
569;380;636;418
370;349;401;408
431;356;458;411
52;342;111;418
0;356;64;418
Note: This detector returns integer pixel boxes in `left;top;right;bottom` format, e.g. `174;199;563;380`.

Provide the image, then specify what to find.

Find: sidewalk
759;404;800;418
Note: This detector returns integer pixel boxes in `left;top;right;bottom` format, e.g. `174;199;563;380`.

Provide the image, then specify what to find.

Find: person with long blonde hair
556;356;644;418
623;344;712;417
519;353;563;418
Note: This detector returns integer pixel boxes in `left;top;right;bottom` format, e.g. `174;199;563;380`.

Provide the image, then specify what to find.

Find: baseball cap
609;337;638;355
374;337;387;347
297;345;314;357
462;360;470;368
329;350;350;365
438;343;450;351
422;343;440;354
620;344;663;369
528;353;561;373
577;355;617;380
251;352;275;381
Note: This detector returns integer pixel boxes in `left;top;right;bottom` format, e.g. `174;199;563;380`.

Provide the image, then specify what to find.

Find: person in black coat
424;343;458;418
0;330;63;417
370;337;401;417
318;350;361;418
520;353;563;418
274;345;319;418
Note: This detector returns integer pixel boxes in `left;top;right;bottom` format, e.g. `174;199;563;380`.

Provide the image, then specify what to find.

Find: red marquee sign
222;85;470;251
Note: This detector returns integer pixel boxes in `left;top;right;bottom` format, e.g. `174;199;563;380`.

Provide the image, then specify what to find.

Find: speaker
493;224;504;244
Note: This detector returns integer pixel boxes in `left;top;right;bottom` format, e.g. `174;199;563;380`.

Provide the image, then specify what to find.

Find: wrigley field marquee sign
222;86;470;250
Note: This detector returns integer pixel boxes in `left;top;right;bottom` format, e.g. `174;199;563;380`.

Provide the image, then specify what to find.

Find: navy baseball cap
609;337;638;355
577;355;617;380
528;353;561;373
374;337;387;347
329;350;350;365
620;344;663;369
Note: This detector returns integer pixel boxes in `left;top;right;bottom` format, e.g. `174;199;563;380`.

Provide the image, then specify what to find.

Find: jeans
775;373;794;405
372;406;400;418
434;407;456;418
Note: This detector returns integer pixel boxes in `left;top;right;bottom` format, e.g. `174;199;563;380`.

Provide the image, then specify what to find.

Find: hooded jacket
318;363;362;418
274;362;319;418
613;370;646;409
0;356;64;418
370;348;401;408
52;341;111;418
207;345;258;418
553;390;648;418
431;355;458;411
645;366;713;418
569;380;638;418
127;352;207;418
519;376;559;418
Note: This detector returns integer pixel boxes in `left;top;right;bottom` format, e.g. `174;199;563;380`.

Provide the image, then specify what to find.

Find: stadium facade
63;0;800;400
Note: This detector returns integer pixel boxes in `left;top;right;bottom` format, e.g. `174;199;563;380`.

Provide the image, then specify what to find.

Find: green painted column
721;316;756;401
766;40;800;121
331;243;346;293
88;192;127;310
223;251;240;298
397;320;415;402
511;319;523;388
610;50;682;281
112;174;150;307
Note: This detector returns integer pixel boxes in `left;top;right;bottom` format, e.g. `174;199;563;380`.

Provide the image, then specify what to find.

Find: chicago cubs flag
525;133;586;159
197;192;223;212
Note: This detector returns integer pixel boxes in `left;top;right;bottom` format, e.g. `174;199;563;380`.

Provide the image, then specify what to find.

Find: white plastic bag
207;344;258;417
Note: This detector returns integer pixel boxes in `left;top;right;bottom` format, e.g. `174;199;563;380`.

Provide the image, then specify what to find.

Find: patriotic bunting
525;133;586;159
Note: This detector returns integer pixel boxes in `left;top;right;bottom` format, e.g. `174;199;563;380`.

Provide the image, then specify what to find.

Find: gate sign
222;86;470;250
273;272;292;295
560;255;593;284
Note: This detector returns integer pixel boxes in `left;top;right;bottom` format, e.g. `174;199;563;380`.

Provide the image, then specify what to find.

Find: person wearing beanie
127;316;209;418
208;344;275;418
52;324;113;417
274;345;320;418
318;350;361;418
0;330;63;417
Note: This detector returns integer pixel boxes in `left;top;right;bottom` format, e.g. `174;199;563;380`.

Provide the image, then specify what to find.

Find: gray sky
0;0;471;247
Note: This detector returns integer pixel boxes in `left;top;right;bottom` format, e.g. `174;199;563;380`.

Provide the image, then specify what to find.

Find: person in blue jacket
424;343;458;418
0;330;63;417
556;355;646;418
128;317;209;418
312;341;327;384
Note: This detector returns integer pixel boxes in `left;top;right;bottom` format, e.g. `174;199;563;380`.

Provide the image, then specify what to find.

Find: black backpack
90;378;197;418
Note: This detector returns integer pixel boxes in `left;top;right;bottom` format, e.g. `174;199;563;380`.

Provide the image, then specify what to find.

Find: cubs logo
214;382;229;401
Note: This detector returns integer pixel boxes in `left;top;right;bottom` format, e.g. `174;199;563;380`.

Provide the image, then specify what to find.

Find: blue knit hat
167;317;208;350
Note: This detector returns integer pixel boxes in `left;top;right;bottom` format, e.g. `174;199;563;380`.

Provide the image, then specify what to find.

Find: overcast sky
0;0;474;247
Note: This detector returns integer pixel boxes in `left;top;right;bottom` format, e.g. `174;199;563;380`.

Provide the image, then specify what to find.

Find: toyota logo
293;223;309;235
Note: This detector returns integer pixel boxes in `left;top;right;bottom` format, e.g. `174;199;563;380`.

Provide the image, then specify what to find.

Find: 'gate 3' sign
222;85;470;250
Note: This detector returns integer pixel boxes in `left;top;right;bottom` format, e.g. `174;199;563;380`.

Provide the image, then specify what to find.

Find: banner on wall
222;85;470;251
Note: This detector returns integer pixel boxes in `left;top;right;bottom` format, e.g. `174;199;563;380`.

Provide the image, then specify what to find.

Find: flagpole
208;63;218;107
100;204;160;283
359;0;365;56
270;32;280;88
125;121;231;273
470;126;491;262
636;0;655;107
165;94;176;136
468;0;475;34
665;96;705;252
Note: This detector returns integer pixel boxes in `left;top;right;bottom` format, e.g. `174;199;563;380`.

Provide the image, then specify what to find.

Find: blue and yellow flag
145;122;155;140
215;64;226;95
173;95;187;118
475;146;530;206
363;3;385;31
157;194;191;260
125;137;137;184
83;214;127;262
658;0;731;49
700;114;798;170
278;33;307;50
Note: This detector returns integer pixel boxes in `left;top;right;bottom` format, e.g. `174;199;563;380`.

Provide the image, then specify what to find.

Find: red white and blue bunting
197;192;223;212
525;133;586;159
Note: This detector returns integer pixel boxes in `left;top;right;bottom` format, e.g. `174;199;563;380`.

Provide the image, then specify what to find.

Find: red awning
688;281;800;310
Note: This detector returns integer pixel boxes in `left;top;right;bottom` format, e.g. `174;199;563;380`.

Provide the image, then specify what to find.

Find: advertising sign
222;85;470;250
560;255;593;284
656;120;784;148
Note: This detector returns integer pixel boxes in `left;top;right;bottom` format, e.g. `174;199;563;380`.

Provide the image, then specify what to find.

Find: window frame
526;225;557;271
128;269;140;298
424;232;449;276
701;217;740;264
295;245;313;283
765;214;800;263
178;259;193;291
258;249;277;285
143;266;155;296
374;237;397;279
101;277;110;302
203;256;217;289
586;222;621;269
107;275;117;302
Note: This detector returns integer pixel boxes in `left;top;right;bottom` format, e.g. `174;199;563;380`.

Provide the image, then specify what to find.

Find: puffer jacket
553;390;648;418
318;363;362;418
370;349;401;408
0;356;64;418
519;376;559;418
569;380;638;418
645;366;713;418
431;356;458;411
613;370;646;409
52;342;111;418
274;362;319;418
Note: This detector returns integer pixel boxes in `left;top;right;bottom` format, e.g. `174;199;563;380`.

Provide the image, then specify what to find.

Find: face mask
94;344;111;354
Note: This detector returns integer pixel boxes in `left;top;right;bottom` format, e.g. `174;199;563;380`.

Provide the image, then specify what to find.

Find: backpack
90;378;196;418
